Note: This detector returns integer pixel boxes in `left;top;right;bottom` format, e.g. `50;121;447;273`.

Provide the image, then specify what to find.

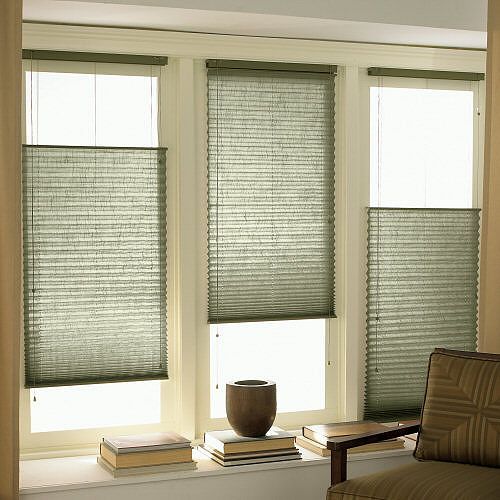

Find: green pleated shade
364;208;480;421
23;145;168;387
207;63;336;323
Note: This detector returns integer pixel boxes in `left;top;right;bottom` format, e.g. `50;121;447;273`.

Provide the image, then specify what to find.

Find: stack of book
198;427;301;466
98;431;196;477
296;421;406;457
398;419;420;443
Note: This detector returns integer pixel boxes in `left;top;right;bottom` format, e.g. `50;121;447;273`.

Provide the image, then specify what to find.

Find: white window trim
19;22;486;456
356;72;485;420
194;60;344;434
19;58;182;454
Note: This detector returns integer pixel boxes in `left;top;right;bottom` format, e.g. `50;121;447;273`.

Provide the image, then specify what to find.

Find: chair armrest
327;422;420;487
327;422;420;452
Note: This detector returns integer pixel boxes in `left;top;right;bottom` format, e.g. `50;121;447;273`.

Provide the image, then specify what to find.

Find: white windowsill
20;439;416;495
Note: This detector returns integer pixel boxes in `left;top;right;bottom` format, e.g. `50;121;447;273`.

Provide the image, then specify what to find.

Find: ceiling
23;0;487;49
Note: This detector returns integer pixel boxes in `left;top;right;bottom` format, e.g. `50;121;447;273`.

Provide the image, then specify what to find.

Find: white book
102;431;191;454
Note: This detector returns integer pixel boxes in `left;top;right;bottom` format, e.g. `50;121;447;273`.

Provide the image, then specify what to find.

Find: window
30;381;162;433
210;320;326;418
25;62;159;147
206;60;337;422
19;30;486;455
21;57;173;446
369;84;475;208
364;76;482;420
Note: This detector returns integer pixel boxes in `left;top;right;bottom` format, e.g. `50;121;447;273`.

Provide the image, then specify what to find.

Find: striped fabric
327;461;500;500
415;350;500;467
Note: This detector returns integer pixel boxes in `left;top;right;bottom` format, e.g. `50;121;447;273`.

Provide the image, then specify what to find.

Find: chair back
415;348;500;467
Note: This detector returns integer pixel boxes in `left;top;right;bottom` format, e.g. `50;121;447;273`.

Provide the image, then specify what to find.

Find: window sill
20;440;416;495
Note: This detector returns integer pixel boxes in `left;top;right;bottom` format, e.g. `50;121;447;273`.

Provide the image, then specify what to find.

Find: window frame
19;23;486;456
193;60;344;434
19;58;183;455
365;75;484;210
359;73;485;419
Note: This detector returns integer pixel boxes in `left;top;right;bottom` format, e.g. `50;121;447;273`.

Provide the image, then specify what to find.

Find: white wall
51;0;487;31
23;0;487;49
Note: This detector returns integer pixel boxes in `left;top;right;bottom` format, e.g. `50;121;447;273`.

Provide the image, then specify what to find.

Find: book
198;444;301;466
302;420;389;447
295;435;405;457
100;442;193;468
102;432;191;454
201;443;300;461
398;420;420;442
295;436;330;457
398;419;420;426
204;427;295;454
98;456;197;477
405;433;418;442
348;439;405;454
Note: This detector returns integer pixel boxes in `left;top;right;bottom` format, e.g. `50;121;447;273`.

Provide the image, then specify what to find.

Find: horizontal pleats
207;68;335;323
23;146;168;387
364;208;480;421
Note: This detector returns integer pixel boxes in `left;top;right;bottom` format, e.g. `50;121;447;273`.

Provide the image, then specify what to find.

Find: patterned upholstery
415;350;500;467
327;350;500;500
327;461;500;500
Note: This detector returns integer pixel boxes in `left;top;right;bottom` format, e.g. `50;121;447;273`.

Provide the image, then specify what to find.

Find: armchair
326;349;500;500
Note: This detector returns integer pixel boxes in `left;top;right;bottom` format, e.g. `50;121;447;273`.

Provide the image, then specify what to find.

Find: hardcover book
203;427;295;454
201;443;300;460
295;435;405;457
98;456;197;477
100;442;193;468
102;432;191;454
198;444;301;466
302;421;389;447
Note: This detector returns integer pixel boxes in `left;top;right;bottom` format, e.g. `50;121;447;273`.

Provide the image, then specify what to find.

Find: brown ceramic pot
226;380;277;437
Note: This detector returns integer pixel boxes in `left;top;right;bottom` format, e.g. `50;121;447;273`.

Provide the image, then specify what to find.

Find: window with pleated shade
23;56;167;432
206;60;336;415
365;75;481;421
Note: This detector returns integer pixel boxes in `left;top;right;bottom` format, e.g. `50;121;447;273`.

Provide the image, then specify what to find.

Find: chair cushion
414;350;500;467
327;461;500;500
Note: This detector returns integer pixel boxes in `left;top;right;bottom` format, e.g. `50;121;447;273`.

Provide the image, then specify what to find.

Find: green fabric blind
23;145;168;387
367;67;484;81
364;208;480;421
22;50;168;66
207;62;336;323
